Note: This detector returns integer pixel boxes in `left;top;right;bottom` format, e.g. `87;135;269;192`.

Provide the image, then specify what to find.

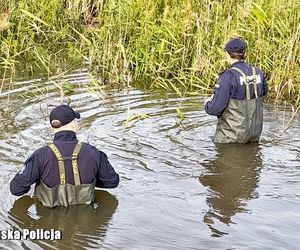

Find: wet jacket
205;61;268;143
10;131;119;207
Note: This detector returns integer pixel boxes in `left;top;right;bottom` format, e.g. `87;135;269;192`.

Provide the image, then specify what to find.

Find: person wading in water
205;37;268;143
10;104;119;208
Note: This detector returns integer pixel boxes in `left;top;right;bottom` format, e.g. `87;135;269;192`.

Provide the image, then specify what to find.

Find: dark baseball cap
224;38;247;54
50;105;80;128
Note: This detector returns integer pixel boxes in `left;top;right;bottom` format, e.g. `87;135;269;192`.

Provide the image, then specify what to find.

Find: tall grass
0;0;299;106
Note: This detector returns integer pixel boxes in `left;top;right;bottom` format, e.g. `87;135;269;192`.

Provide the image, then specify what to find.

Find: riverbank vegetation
0;0;299;106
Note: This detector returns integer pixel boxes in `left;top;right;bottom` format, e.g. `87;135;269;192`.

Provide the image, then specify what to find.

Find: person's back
205;38;268;143
10;105;119;208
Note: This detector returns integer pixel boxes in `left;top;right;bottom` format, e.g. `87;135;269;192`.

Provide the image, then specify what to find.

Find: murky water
0;69;300;249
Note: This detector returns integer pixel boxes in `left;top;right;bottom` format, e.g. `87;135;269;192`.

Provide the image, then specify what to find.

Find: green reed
0;0;299;106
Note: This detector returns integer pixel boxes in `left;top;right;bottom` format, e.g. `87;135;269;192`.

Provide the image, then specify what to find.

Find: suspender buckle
72;153;78;160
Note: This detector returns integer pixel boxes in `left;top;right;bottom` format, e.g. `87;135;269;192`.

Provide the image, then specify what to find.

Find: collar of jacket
54;130;77;141
231;60;246;67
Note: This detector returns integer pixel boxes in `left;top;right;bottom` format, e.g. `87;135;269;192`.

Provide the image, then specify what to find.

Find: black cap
224;38;247;54
50;105;80;128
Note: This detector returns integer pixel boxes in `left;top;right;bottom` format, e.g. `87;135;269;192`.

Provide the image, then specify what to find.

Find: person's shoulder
218;68;232;76
81;142;108;158
253;65;264;75
23;145;49;164
29;145;49;156
247;63;263;73
80;142;96;151
219;68;236;77
218;68;236;84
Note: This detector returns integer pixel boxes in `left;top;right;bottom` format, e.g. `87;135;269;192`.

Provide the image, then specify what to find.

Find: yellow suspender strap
48;144;66;185
231;67;250;100
252;66;258;98
72;142;82;186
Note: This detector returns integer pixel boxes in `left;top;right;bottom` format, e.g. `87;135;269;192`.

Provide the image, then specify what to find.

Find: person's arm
205;70;232;116
10;151;41;196
96;151;119;188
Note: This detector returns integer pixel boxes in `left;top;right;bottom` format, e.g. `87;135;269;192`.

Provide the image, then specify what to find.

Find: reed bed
0;0;299;106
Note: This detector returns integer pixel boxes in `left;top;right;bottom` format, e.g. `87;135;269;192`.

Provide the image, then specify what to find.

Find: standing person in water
10;105;119;208
205;37;268;143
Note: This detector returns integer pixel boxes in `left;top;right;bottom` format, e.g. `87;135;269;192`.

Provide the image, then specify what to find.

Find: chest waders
213;66;263;144
34;142;95;208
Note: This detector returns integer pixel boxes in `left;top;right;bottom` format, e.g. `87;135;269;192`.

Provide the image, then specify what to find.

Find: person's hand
204;94;214;105
205;97;211;104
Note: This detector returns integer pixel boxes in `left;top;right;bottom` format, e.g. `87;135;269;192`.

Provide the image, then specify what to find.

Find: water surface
0;69;299;249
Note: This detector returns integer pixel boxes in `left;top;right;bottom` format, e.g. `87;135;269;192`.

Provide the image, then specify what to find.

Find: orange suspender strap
48;142;82;185
48;143;66;185
230;67;251;100
252;66;258;98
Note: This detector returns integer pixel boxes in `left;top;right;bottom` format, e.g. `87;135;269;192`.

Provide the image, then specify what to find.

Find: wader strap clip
48;143;66;185
72;142;82;186
252;66;258;98
230;67;251;100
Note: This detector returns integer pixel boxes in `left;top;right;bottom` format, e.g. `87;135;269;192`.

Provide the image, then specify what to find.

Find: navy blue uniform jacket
10;131;119;196
205;61;268;116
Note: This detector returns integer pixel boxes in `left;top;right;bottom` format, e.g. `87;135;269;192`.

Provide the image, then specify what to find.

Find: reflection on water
8;191;118;249
200;143;262;237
